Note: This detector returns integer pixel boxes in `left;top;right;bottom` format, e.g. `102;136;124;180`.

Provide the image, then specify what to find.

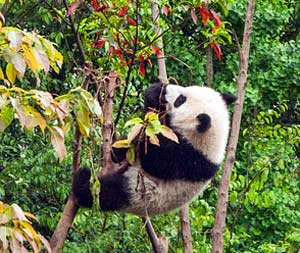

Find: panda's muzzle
196;113;211;133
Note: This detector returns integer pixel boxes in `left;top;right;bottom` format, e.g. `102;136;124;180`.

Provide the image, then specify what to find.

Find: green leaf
75;102;90;138
124;117;143;128
6;63;17;84
0;66;4;79
112;139;130;148
0;106;14;131
126;146;135;165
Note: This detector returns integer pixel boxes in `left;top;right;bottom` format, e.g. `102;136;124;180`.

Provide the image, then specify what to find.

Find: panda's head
145;82;236;164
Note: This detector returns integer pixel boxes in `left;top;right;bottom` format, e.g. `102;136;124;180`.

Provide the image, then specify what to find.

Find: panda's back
120;165;210;216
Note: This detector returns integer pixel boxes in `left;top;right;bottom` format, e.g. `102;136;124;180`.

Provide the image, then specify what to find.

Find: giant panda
72;82;236;216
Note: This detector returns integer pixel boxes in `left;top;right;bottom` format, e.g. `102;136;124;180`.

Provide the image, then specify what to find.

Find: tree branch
211;1;255;252
62;0;86;63
50;62;93;253
150;0;168;83
180;205;193;253
142;217;168;253
101;70;118;176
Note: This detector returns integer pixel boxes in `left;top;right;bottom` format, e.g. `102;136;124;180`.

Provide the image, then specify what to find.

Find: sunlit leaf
126;146;135;165
6;63;17;84
149;134;160;146
75;102;90;138
0;227;8;249
38;234;52;253
50;126;67;162
124;117;143;128
127;123;143;143
22;44;40;72
161;126;179;143
11;52;26;77
34;49;50;74
0;106;14;131
11;204;30;222
191;10;198;24
0;66;5;79
7;30;23;50
112;139;131;148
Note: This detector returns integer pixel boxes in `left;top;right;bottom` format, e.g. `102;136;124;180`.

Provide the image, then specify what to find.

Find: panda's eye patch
174;95;186;108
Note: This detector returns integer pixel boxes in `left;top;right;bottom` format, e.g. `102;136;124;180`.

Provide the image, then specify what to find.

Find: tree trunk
205;47;214;87
180;206;193;253
150;0;168;84
211;1;255;252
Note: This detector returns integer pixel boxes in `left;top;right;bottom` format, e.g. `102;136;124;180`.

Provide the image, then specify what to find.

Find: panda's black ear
221;93;237;105
144;82;166;112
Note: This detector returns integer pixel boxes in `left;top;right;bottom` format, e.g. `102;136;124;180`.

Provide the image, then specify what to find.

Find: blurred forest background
0;0;299;252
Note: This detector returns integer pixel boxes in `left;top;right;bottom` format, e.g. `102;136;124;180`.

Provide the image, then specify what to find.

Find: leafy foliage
0;25;63;86
0;201;51;253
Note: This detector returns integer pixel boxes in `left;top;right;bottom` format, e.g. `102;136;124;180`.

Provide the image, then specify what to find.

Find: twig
211;1;256;252
142;217;168;253
62;0;86;63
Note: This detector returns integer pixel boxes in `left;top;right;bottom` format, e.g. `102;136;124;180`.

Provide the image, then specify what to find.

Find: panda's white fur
120;165;210;216
72;83;235;216
165;85;230;164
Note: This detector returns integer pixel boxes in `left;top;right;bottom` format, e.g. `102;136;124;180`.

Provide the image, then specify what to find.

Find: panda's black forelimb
72;167;131;211
140;133;218;182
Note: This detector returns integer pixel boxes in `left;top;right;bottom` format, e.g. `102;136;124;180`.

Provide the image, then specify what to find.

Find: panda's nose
196;113;211;133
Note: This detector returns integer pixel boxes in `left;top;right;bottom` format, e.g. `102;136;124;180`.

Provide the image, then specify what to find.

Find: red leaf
118;6;128;17
211;42;222;61
67;1;79;16
91;0;98;10
212;25;216;34
199;8;212;25
210;9;222;27
94;39;106;47
162;5;169;16
150;45;162;56
139;55;144;62
139;63;146;76
126;18;137;26
132;39;141;45
191;10;198;24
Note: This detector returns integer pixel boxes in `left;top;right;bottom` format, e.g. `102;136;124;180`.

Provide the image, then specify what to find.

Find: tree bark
211;1;255;252
142;217;168;253
49;63;93;253
180;206;193;253
205;47;214;87
150;0;168;84
100;70;118;176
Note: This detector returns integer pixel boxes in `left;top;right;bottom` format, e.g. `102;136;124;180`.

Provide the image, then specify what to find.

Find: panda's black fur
72;82;236;216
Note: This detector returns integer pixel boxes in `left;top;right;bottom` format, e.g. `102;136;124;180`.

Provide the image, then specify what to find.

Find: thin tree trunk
150;0;168;83
205;47;214;87
180;206;193;253
142;217;168;253
100;70;118;176
49;63;93;253
211;1;255;252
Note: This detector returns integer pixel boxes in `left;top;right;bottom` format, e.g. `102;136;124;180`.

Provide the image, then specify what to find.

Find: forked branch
211;1;256;252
